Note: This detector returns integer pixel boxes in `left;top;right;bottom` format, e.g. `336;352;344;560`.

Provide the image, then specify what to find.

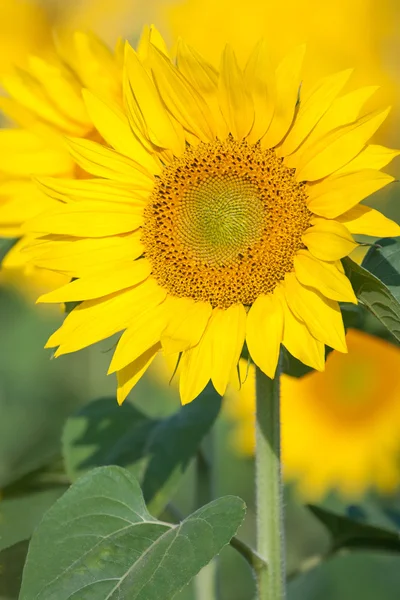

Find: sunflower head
23;26;400;405
226;331;400;500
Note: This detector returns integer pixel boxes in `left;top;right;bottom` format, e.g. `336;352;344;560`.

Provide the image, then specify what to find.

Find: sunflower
226;331;400;499
25;32;400;405
0;17;139;293
167;0;400;141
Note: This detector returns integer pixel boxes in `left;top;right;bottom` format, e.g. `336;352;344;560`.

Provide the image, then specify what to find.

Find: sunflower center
142;138;311;308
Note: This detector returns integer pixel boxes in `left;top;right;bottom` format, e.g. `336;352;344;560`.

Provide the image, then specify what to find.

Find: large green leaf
63;387;222;514
342;256;400;342
19;466;246;600
0;488;67;552
308;504;400;553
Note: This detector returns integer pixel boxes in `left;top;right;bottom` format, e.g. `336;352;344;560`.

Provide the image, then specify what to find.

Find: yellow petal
176;39;228;139
306;170;394;218
36;177;150;205
149;45;215;142
63;31;121;102
279;69;353;156
38;259;151;303
285;86;379;168
26;200;143;237
29;233;143;277
246;291;284;378
137;25;169;61
108;300;170;373
124;42;185;155
261;45;305;149
82;89;161;174
179;314;216;405
218;45;254;140
0;130;74;177
284;273;347;352
281;289;325;371
303;218;358;261
336;145;400;175
211;304;246;396
244;39;275;144
28;55;90;128
337;205;400;237
161;297;212;355
296;107;390;181
294;250;357;303
0;181;55;224
117;343;161;405
1;69;86;136
48;278;166;355
67;137;153;186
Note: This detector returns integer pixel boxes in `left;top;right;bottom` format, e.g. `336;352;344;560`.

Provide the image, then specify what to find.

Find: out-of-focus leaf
342;257;400;342
321;492;400;536
0;541;29;600
0;239;17;265
19;466;246;600
63;386;222;515
0;488;67;552
308;504;400;553
0;288;87;489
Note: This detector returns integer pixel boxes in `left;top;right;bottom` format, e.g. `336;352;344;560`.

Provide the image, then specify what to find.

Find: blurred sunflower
0;0;154;295
22;31;400;404
167;0;400;147
226;330;400;500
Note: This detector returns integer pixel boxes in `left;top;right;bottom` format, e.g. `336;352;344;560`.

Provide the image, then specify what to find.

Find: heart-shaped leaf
19;466;246;600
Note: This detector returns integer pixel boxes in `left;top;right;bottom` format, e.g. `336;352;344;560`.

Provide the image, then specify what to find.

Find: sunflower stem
194;436;218;600
255;362;286;599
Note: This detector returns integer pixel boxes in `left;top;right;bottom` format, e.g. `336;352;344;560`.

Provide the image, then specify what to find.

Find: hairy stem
255;364;286;599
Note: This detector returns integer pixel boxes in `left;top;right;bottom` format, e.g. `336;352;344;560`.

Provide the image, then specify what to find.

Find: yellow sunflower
0;22;128;293
226;331;400;500
24;32;400;405
167;0;400;143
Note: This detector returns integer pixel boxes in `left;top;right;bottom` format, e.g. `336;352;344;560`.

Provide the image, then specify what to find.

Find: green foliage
0;541;29;600
308;504;400;554
0;238;17;265
63;386;222;515
342;256;400;342
0;488;66;552
19;466;246;600
362;238;400;303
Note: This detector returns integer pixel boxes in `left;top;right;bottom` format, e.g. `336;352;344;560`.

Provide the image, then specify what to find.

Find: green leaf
62;386;222;515
308;504;400;554
0;287;87;489
0;238;17;265
362;237;400;304
0;541;29;600
0;488;67;552
342;256;400;342
19;466;246;600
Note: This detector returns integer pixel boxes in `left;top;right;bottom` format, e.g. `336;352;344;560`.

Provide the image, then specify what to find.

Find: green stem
255;363;286;599
194;437;218;600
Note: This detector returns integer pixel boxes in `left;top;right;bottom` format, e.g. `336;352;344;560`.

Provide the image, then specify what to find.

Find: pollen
142;138;311;309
